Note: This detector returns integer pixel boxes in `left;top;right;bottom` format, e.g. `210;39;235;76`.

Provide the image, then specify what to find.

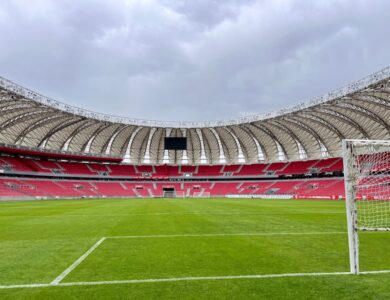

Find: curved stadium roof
0;67;389;165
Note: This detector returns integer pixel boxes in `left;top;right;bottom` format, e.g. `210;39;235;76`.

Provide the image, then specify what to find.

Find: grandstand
0;155;345;199
0;67;389;200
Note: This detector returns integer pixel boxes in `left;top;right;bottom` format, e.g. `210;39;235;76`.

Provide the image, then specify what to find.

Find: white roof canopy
0;67;389;165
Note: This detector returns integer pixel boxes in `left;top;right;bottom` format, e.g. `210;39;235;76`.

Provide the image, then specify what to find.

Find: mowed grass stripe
0;198;389;299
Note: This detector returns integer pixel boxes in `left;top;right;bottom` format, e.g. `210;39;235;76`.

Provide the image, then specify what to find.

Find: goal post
342;139;390;274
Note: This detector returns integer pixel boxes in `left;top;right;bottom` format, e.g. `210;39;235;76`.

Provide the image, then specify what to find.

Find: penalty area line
50;237;106;285
1;270;390;290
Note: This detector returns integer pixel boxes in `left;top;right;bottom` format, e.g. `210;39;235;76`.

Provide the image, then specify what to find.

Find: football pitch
0;198;389;299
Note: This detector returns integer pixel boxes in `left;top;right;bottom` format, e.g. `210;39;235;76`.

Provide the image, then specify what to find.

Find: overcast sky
0;0;389;122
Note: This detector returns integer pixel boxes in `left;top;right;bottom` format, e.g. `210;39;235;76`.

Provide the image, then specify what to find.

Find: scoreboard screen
164;137;187;150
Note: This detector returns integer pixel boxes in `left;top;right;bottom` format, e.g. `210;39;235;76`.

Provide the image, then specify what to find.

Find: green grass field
0;198;389;299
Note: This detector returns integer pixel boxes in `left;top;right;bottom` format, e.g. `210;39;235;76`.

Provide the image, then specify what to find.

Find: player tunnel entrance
163;187;176;198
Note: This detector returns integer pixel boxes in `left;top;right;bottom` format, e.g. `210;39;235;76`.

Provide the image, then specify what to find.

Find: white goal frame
342;139;390;274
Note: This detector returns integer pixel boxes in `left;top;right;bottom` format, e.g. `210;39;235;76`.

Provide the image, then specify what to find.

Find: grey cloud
0;0;389;122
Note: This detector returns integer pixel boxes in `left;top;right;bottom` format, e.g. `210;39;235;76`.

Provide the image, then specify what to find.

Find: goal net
343;139;390;274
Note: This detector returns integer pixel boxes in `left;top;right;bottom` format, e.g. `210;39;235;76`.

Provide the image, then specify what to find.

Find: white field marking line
0;211;346;217
1;270;390;290
362;270;390;274
50;237;106;285
107;231;347;239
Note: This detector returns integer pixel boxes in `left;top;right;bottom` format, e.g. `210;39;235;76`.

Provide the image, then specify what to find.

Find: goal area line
51;232;349;285
107;231;348;239
2;231;387;291
1;270;390;290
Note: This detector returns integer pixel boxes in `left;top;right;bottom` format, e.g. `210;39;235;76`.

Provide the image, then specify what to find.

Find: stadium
0;1;390;298
0;66;389;298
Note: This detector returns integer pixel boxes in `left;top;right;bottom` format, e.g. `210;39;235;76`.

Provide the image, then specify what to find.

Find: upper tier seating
0;157;41;172
180;165;197;175
221;165;242;174
136;165;154;174
154;166;180;177
33;160;63;172
265;162;288;174
108;165;138;177
60;162;97;175
195;165;223;177
277;160;317;175
311;158;343;173
235;164;268;176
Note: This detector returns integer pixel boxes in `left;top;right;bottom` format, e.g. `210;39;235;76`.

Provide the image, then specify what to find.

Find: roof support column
209;128;226;164
196;128;207;164
123;127;141;163
225;127;245;163
181;129;189;165
143;128;156;164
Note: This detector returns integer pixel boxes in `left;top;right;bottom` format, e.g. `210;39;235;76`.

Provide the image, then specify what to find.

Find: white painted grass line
1;270;390;290
361;270;390;274
59;272;353;287
0;283;52;290
50;237;106;285
107;231;347;239
0;211;346;216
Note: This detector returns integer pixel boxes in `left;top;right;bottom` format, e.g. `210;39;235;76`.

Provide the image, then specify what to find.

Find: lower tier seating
0;177;346;199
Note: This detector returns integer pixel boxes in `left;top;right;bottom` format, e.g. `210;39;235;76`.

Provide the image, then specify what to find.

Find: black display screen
164;137;187;150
